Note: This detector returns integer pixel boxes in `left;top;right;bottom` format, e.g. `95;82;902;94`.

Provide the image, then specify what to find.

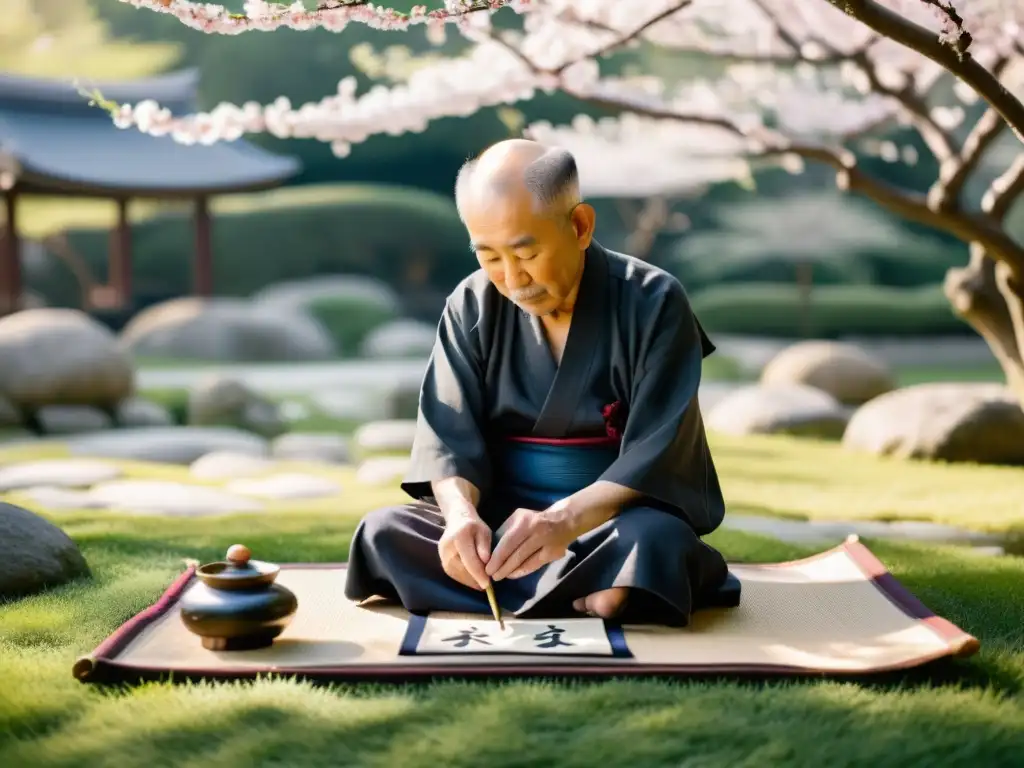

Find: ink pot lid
196;544;280;590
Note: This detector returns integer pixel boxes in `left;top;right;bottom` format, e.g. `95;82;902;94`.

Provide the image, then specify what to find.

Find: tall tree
104;0;1024;400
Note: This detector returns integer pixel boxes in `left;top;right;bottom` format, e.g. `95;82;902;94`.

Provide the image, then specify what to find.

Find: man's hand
486;508;577;581
438;510;492;590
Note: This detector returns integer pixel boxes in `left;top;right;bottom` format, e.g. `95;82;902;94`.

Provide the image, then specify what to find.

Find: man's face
462;193;595;316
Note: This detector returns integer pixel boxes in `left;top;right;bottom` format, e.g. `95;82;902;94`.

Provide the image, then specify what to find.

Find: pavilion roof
0;69;300;198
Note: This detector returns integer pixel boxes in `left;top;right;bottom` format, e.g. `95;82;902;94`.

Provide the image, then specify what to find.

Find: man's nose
504;259;529;289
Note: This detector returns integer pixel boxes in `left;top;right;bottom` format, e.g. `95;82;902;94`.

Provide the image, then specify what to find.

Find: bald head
455;139;581;219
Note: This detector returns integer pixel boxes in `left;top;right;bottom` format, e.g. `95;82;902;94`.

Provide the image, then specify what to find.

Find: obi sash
493;436;620;509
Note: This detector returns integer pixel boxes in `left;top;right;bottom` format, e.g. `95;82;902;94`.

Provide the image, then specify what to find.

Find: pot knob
226;544;252;568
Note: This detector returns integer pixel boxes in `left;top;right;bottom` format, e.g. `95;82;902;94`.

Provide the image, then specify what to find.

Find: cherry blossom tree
102;0;1024;401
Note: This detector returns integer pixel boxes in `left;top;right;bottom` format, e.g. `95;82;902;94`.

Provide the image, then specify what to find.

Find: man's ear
571;203;596;248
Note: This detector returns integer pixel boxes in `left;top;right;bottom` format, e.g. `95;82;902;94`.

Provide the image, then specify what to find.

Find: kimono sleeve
597;282;725;535
401;297;492;502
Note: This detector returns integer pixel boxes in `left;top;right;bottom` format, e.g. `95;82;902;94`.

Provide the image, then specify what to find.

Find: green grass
1;501;1023;765
2;427;1024;763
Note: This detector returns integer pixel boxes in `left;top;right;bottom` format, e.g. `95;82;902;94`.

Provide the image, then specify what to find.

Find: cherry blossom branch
113;0;524;34
559;79;1022;265
828;0;1024;142
849;47;955;161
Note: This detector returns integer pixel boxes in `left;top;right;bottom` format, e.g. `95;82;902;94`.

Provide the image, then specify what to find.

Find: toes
585;588;629;619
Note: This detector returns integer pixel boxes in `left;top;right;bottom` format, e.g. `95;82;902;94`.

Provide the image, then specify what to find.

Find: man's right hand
438;511;492;591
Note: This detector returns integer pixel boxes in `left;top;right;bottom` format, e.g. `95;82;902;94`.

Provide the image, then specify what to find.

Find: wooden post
193;196;212;296
109;197;133;307
1;191;21;315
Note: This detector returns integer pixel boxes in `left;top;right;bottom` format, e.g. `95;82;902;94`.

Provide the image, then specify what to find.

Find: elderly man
344;139;735;626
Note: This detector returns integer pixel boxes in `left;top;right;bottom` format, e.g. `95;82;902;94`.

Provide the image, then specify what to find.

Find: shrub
691;282;971;337
40;184;474;307
306;295;400;356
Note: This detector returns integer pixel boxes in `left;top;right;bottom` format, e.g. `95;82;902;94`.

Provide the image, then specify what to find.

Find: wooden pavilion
0;69;300;315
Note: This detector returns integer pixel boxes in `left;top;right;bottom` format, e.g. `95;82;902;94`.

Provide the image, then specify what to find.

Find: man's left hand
485;507;578;581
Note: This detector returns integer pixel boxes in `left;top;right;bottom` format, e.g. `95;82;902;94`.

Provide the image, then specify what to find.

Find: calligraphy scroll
399;616;632;657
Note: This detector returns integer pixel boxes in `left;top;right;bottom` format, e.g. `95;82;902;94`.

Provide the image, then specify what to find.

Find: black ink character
533;624;573;648
440;626;493;648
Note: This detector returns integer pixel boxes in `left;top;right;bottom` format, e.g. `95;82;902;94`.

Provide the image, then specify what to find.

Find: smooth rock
355;456;410;486
252;275;400;315
120;296;337;362
87;480;265;516
0;308;135;409
0;459;121;492
760;340;895;406
115;397;175;428
225;473;342;500
0;502;91;599
187;375;286;438
354;419;418;453
842;382;1024;464
706;383;851;439
67;427;269;464
189;451;277;480
35;405;112;435
360;319;436;359
271;433;351;464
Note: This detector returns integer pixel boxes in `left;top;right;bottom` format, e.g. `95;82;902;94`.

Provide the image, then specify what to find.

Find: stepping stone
0;459;121;492
271;433;351;464
225;473;342;500
356;456;410;486
87;480;265;516
190;451;277;480
67;427;269;465
18;486;110;510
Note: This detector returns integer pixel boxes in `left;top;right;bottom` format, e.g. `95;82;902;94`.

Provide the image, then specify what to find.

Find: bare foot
572;587;629;619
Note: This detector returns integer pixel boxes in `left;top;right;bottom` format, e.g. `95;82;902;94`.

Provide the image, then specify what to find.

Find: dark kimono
344;242;734;626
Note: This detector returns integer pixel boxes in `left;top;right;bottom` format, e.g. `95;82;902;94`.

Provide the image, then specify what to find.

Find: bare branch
983;153;1024;223
552;0;694;73
826;0;1024;143
928;55;1013;211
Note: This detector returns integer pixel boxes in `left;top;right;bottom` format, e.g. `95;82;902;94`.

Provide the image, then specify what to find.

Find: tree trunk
944;243;1024;405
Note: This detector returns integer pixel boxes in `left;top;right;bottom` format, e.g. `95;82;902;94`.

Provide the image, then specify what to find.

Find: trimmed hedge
675;254;871;293
691;282;971;337
36;184;474;308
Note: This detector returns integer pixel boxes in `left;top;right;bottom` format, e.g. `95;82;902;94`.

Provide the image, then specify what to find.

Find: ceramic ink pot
180;544;298;651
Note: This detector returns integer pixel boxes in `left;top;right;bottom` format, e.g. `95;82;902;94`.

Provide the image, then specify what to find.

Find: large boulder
760;340;895;406
705;383;851;439
360;319;436;359
0;502;90;599
187;375;287;438
842;382;1024;464
0;308;134;409
119;297;336;362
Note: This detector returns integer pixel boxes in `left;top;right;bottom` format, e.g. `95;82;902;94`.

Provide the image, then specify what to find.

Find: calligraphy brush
485;581;504;630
